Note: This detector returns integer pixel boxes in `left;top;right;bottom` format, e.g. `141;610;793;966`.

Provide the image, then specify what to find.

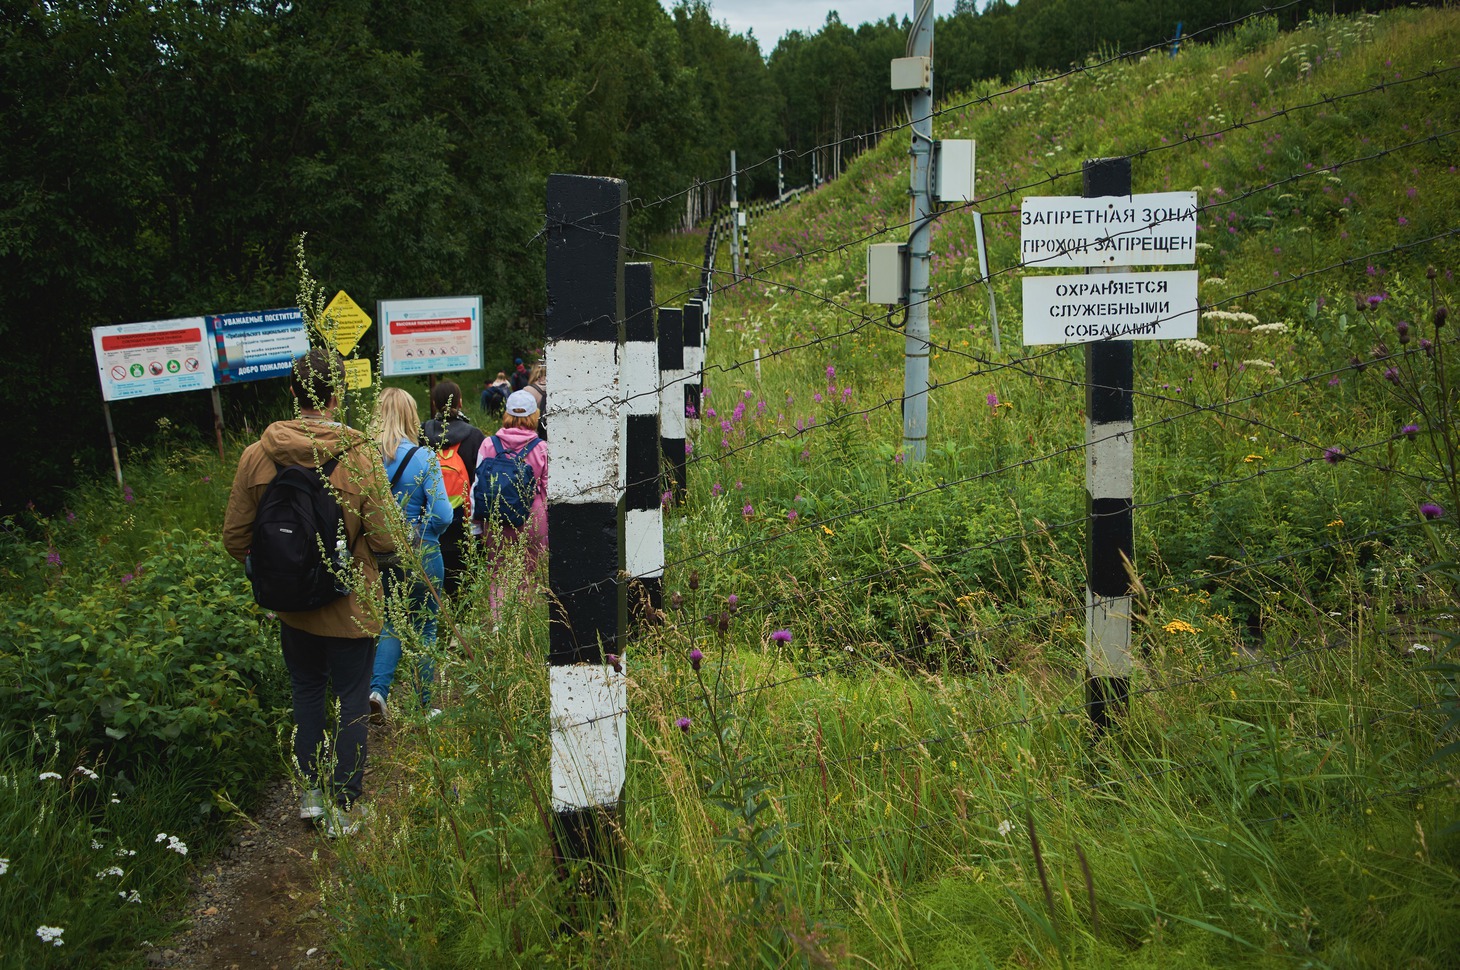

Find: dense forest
0;0;1425;509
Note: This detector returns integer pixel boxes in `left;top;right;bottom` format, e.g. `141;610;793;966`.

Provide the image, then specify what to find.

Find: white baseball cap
505;390;539;417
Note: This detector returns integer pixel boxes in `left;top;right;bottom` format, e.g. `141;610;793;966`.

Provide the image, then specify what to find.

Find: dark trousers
280;622;375;807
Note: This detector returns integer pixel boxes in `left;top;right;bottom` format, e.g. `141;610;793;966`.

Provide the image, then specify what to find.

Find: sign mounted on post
93;318;214;402
1022;270;1199;345
207;308;308;384
343;357;373;391
324;290;373;356
1021;191;1197;268
378;296;482;376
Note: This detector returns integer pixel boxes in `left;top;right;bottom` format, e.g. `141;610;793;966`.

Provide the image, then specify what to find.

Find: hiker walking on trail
421;380;485;597
370;387;452;725
223;348;396;838
472;389;549;616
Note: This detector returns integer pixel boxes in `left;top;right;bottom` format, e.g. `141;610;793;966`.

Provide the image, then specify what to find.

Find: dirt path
144;772;344;970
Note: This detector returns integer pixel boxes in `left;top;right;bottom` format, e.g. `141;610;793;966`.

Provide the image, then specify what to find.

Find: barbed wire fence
522;1;1458;887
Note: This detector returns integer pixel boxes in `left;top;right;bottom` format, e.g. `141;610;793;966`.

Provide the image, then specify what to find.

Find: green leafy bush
0;527;288;811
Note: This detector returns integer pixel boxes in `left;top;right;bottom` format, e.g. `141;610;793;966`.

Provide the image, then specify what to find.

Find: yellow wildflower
821;525;835;536
1243;454;1264;463
1327;518;1343;528
1163;619;1200;635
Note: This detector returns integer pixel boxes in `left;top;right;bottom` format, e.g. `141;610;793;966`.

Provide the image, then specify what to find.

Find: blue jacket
384;439;453;547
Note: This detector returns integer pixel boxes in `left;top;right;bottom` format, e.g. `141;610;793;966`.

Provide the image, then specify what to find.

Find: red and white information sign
93;317;214;401
378;296;482;376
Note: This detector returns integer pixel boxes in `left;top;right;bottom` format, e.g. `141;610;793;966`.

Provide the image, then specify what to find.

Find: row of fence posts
541;173;710;884
540;159;1139;897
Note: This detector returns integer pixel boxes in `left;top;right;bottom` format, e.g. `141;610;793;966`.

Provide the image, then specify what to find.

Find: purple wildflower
661;490;673;509
726;594;738;611
893;452;905;465
605;653;622;674
1420;502;1445;520
676;716;692;734
1402;423;1420;440
685;404;697;419
1323;447;1344;464
787;509;798;522
65;511;76;523
771;629;792;643
813;393;823;404
1328;377;1341;387
986;392;999;408
711;482;723;497
826;365;836;381
121;573;133;585
1420;338;1433;356
1383;367;1400;384
685;441;693;456
742;503;754;518
122;486;134;504
45;548;61;567
689;648;703;672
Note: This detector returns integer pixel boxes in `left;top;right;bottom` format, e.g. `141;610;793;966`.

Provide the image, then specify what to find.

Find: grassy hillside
3;8;1457;969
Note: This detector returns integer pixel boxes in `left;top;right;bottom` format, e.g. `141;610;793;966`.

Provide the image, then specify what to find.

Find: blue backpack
473;436;542;529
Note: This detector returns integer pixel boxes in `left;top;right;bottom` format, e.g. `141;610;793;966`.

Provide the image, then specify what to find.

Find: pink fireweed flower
742;503;754;518
787;509;798;522
685;404;697;419
711;482;723;497
986;392;998;408
826;365;836;381
685;441;693;455
661;490;673;509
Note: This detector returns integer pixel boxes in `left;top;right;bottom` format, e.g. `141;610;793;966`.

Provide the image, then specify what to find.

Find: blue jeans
372;544;443;708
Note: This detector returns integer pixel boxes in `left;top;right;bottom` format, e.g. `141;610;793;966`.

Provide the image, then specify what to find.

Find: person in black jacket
421;381;486;596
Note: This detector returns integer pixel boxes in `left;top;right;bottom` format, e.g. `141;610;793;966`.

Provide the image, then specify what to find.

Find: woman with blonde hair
370;387;452;723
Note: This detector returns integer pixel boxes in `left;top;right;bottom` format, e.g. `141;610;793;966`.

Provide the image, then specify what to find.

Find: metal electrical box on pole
901;0;934;464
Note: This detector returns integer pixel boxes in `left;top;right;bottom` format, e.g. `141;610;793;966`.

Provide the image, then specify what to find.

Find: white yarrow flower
1241;359;1277;369
36;925;65;946
0;858;9;876
38;771;61;781
1174;338;1211;353
74;766;99;781
119;890;142;904
997;819;1015;837
96;866;124;879
91;840;104;850
1251;322;1288;334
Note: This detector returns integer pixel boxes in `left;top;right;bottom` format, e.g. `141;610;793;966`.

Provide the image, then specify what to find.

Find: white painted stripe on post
547;339;619;505
660;371;687;439
1086;419;1134;500
622;341;658;416
1085;590;1133;677
625;507;664;579
550;664;627;811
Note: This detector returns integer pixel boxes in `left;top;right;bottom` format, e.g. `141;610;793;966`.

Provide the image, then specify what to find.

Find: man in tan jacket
223;348;396;836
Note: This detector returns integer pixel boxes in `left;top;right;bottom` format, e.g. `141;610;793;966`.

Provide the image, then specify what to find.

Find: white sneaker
317;802;369;839
369;691;387;726
298;787;327;820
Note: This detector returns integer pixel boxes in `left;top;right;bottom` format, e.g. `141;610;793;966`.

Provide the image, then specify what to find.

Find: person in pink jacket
472;390;549;615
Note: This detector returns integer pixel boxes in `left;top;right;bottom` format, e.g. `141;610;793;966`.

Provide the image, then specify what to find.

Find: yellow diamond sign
343;356;373;391
324;290;372;356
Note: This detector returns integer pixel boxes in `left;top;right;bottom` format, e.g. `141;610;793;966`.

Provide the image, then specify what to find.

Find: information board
1020;191;1197;269
93;318;214;402
378;296;482;376
1022;270;1199;345
207;308;308;384
344;357;373;391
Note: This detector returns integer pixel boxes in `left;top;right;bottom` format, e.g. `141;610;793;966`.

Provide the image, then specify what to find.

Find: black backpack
245;456;352;612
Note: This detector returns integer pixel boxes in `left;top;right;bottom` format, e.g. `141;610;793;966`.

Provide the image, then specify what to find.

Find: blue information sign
207;308;309;384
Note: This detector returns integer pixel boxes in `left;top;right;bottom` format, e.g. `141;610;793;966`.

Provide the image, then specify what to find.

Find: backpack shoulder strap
389;445;423;490
518;437;542;461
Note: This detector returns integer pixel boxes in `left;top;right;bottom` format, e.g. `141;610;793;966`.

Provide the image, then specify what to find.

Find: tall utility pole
729;151;742;281
902;0;934;463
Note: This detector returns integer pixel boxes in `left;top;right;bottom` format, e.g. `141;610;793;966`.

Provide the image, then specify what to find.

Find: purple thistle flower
1383;367;1401;384
771;629;792;643
1421;502;1445;520
1420;337;1434;356
1323;447;1344;464
689;648;703;671
676;716;692;733
605;653;622;674
1402;423;1420;440
726;594;738;612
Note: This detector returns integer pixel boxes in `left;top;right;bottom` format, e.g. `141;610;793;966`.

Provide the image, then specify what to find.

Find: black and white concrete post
544;173;629;872
658;306;687;504
1083;157;1135;733
683;299;704;437
623;262;664;623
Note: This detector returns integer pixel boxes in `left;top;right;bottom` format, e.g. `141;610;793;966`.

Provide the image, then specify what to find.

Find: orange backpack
438;443;472;518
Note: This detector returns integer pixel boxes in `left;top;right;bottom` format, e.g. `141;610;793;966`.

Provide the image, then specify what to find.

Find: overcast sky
660;1;917;49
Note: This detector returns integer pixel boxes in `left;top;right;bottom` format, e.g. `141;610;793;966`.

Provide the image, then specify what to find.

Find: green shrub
0;527;288;812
